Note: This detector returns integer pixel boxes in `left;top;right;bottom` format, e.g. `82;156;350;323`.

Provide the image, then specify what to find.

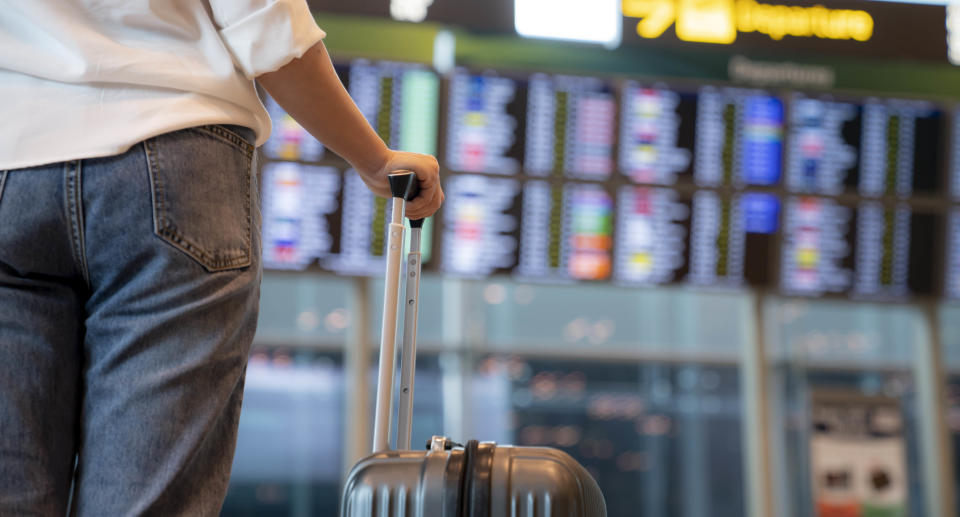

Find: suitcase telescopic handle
397;209;424;450
372;171;422;453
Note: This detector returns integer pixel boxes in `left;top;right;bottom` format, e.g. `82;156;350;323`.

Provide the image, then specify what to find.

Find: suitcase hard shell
341;173;607;517
343;439;606;517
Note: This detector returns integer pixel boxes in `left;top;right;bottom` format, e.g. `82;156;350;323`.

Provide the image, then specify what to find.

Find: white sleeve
208;0;326;79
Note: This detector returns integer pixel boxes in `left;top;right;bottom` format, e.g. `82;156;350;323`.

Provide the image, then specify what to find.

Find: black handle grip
388;171;425;224
387;170;420;201
406;175;420;201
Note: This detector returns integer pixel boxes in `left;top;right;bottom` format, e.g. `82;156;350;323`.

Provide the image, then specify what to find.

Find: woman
0;1;443;514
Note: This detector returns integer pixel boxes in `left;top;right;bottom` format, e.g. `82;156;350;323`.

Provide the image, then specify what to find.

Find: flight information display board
950;110;960;201
613;187;690;286
261;163;341;270
322;170;387;275
445;70;526;175
858;99;942;197
781;197;937;298
256;59;953;301
440;174;522;277
525;74;616;180
516;181;614;283
695;87;784;188
322;170;434;275
346;60;439;156
619;83;696;185
785;95;861;195
781;197;853;296
262;95;325;162
947;208;960;300
689;191;779;288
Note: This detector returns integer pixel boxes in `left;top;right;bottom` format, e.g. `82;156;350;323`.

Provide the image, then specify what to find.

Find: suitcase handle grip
387;170;420;201
388;171;425;228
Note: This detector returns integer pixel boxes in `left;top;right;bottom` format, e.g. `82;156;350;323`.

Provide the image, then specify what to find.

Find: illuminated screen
322;170;434;276
781;197;937;298
261;163;340;270
346;60;439;156
947;208;960;300
445;70;526;175
256;61;953;301
516;181;614;282
525;74;617;180
785;94;861;195
858;99;942;197
619;83;697;185
695;87;784;187
689;191;779;287
781;197;853;296
613;186;690;286
852;202;937;298
950;110;960;201
262;95;325;162
439;174;522;277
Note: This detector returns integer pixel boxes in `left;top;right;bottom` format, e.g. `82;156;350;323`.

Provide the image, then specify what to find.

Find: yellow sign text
623;0;875;44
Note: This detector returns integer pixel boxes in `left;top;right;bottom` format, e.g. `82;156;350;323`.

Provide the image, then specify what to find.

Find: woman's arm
257;41;443;219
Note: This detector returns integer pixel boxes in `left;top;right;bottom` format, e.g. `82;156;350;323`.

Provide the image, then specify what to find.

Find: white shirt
0;0;326;170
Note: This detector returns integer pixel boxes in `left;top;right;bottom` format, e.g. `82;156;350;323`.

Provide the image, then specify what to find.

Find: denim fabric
0;125;262;516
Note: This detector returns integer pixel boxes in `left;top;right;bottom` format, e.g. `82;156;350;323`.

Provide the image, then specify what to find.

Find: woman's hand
359;149;444;220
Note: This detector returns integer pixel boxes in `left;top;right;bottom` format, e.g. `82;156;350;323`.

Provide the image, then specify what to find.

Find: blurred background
224;0;960;515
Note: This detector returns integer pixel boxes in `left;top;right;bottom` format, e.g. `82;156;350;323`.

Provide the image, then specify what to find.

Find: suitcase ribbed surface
498;447;606;517
343;482;414;517
341;446;607;517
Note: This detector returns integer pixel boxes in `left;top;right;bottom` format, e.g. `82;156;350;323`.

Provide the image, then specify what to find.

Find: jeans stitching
0;170;7;205
144;138;164;233
145;134;252;271
194;125;255;160
65;161;91;288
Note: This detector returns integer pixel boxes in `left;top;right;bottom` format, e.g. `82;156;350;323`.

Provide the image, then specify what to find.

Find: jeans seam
0;170;7;205
65;161;91;288
144;137;252;272
144;138;163;234
193;125;255;160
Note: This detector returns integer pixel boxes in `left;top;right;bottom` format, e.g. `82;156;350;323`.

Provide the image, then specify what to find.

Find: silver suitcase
340;172;607;517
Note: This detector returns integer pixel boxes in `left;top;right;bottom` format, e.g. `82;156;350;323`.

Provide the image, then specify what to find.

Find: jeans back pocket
145;125;255;272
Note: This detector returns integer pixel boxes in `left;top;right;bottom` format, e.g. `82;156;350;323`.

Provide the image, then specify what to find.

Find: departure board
695;87;784;187
781;197;854;296
619;83;697;185
440;174;522;277
322;170;386;275
689;192;779;287
613;187;690;286
781;197;937;298
785;95;861;195
262;95;325;162
346;60;439;156
858;99;942;197
525;74;616;180
852;202;937;298
950;111;960;201
254;61;955;300
261;163;340;270
445;70;526;175
516;181;614;282
947;208;960;299
322;171;434;275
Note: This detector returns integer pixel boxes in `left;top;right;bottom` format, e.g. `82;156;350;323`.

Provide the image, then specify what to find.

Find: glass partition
767;298;926;517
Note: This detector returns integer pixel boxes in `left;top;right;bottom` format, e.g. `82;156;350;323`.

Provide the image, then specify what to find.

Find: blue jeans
0;125;262;515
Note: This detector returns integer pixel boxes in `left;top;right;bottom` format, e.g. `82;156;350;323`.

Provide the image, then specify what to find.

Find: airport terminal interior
221;1;960;515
